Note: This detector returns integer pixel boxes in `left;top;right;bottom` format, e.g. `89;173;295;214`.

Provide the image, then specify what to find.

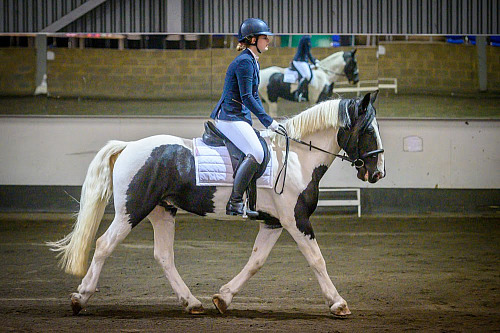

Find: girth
202;121;271;218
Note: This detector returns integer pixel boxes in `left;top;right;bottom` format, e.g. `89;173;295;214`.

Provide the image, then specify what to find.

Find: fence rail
318;188;361;217
333;78;398;96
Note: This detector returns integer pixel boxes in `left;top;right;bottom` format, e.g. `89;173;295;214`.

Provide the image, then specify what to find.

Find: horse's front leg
213;223;283;314
285;223;351;317
269;102;278;117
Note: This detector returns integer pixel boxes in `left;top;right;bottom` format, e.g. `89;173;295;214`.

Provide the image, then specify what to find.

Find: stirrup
226;199;258;218
243;203;259;218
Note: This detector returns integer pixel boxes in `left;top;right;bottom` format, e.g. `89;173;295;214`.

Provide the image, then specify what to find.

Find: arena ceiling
1;0;498;35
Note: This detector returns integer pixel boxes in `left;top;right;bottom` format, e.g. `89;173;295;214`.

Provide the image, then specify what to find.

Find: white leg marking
213;224;282;313
73;213;132;310
148;206;203;313
285;224;351;316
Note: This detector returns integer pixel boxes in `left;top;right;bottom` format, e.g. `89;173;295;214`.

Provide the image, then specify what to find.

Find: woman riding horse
48;92;385;317
292;35;320;102
210;18;279;218
259;49;360;116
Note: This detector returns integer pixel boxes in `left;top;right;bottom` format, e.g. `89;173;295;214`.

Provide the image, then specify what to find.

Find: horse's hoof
212;294;227;314
331;302;351;317
70;296;83;315
188;305;205;315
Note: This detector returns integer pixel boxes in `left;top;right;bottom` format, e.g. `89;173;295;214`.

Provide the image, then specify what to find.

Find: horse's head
337;91;385;183
343;49;359;84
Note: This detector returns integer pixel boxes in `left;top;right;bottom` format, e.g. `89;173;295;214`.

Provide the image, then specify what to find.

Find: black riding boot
293;79;308;102
226;154;260;218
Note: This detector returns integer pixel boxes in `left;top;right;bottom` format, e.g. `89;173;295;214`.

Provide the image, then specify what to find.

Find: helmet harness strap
249;35;262;53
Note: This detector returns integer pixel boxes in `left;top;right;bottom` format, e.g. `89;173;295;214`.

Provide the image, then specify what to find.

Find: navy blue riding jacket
210;49;273;128
293;35;317;64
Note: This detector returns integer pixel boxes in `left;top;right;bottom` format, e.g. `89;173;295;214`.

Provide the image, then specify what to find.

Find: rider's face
256;35;270;52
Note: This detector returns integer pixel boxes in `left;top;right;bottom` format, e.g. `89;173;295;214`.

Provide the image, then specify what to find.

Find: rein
317;64;345;76
272;125;383;195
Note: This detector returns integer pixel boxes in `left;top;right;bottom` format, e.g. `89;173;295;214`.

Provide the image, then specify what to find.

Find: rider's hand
268;120;280;131
314;59;320;67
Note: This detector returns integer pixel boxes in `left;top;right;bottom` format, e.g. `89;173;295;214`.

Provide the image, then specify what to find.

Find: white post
34;34;48;95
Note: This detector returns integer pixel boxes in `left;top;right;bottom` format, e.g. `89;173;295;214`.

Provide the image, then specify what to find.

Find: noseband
273;125;384;194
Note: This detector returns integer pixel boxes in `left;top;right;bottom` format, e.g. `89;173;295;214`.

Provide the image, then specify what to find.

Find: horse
259;49;360;116
48;91;385;317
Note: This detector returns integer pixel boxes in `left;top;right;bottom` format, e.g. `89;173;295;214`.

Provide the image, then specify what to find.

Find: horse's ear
370;90;379;104
361;92;371;111
351;48;357;55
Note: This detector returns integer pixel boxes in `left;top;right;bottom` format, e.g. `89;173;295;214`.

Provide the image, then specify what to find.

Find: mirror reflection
0;33;498;118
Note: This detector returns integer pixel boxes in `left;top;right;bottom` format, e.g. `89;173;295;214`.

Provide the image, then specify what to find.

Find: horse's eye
365;129;375;135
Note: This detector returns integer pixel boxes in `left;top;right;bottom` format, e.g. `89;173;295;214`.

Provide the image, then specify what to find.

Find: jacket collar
243;48;259;62
242;48;260;84
247;48;259;61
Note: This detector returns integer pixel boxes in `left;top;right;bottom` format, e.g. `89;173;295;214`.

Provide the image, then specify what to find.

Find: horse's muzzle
368;170;384;183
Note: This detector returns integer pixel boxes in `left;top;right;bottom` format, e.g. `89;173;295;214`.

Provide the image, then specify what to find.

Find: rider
210;18;280;218
292;35;320;102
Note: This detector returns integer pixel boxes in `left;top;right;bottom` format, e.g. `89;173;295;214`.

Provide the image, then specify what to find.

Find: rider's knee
252;148;264;164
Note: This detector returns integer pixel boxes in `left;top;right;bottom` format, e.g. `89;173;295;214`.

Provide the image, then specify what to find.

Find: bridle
272;124;384;195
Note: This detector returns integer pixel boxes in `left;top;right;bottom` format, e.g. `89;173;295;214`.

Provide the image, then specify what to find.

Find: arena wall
0;116;498;215
378;42;500;93
0;48;36;95
0;43;499;98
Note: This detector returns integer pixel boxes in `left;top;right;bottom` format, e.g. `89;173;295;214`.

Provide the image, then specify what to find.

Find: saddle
202;121;271;218
286;62;310;102
289;62;300;75
283;62;302;84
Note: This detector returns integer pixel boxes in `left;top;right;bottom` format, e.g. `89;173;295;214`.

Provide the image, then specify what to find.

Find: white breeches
293;60;312;81
215;119;264;164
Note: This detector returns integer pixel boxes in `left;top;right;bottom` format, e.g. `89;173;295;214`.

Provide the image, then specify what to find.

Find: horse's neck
319;52;344;79
297;127;340;168
320;52;343;68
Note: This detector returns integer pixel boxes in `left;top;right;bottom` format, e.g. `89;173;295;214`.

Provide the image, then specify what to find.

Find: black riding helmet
238;18;273;51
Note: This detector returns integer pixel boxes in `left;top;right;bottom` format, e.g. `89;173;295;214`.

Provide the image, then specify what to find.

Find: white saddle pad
283;68;299;84
193;137;273;188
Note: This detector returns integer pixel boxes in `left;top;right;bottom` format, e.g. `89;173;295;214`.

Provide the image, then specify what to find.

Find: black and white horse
48;92;385;317
259;49;360;116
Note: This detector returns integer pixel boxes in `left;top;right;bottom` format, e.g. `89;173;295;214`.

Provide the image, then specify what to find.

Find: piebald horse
259;49;359;116
48;91;385;317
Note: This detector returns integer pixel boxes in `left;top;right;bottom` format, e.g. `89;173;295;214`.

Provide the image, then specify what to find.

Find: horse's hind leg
148;206;204;314
212;223;282;314
71;213;132;314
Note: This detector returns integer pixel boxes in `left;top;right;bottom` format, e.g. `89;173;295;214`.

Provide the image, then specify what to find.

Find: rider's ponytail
236;42;247;51
237;36;252;51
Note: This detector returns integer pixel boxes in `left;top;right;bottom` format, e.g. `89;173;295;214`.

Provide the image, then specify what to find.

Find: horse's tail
47;140;128;277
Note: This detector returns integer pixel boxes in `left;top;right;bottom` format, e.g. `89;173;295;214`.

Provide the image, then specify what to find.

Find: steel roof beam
41;0;108;32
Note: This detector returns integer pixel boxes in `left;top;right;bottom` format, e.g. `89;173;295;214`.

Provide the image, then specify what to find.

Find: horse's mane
318;51;344;66
278;99;345;140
